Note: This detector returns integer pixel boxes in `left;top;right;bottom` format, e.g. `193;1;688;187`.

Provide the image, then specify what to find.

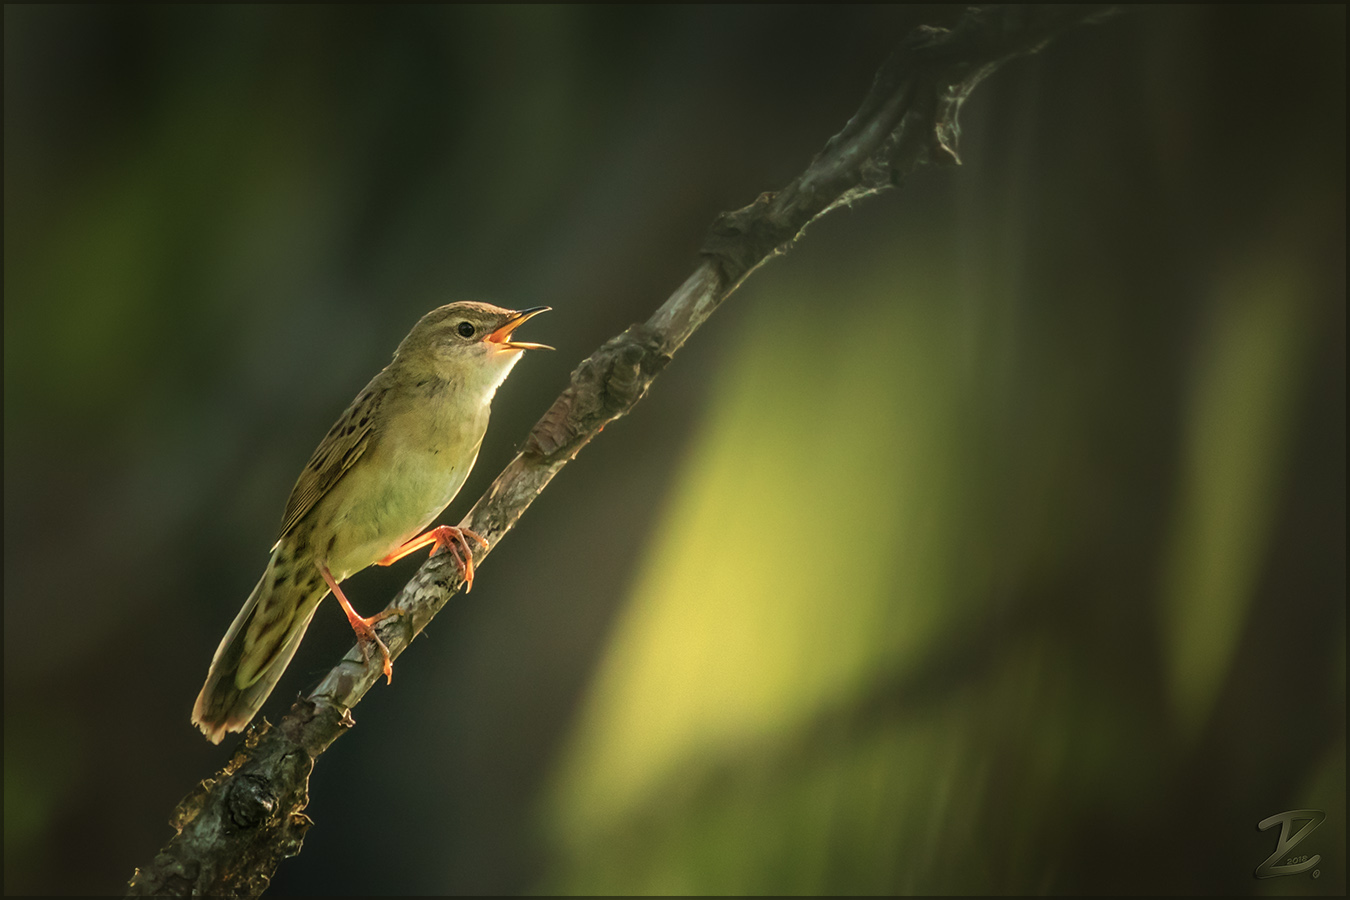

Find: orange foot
319;562;404;683
377;525;490;592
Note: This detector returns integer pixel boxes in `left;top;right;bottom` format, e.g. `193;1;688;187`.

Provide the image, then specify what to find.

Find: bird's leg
376;525;489;592
318;561;401;684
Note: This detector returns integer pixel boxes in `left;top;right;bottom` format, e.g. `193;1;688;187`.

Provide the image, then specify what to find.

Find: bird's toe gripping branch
377;525;490;591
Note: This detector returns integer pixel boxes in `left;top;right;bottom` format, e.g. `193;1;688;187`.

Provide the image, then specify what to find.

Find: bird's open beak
486;306;553;351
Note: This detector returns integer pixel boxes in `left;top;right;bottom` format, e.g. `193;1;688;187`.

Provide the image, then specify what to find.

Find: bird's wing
276;380;388;541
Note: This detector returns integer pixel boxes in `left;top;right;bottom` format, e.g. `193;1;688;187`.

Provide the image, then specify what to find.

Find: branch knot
524;324;669;461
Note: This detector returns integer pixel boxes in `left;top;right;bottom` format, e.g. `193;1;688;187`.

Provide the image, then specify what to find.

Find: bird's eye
457;321;475;338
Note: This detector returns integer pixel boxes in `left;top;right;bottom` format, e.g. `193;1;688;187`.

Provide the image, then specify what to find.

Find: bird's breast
322;391;490;576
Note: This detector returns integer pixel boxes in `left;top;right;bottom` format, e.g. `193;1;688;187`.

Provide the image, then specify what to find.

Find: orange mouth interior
486;307;552;350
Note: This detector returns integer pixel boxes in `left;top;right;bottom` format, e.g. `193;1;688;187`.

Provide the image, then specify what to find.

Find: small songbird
192;302;550;744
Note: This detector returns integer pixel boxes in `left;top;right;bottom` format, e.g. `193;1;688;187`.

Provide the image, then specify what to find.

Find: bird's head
396;301;551;391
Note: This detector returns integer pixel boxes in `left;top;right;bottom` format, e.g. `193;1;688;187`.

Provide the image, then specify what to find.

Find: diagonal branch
127;6;1116;896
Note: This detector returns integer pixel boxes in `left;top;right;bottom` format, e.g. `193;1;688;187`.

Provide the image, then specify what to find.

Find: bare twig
127;6;1115;895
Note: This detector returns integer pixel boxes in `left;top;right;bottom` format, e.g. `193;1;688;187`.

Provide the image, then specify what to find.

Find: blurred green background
4;5;1344;896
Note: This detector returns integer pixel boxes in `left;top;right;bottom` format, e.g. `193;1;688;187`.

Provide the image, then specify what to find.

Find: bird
191;301;550;744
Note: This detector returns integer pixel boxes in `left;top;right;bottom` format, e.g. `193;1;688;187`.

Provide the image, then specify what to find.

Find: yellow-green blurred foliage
1161;250;1313;741
545;259;1047;892
541;221;1342;893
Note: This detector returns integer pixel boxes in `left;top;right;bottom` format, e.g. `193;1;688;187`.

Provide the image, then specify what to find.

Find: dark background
4;6;1344;895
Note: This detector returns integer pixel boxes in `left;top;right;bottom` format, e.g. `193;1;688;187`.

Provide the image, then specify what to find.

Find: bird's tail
191;545;327;744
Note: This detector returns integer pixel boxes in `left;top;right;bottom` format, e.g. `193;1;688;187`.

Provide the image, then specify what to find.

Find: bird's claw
378;525;488;592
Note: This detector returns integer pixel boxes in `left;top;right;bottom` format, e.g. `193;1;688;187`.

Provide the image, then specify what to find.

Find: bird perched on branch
192;302;550;744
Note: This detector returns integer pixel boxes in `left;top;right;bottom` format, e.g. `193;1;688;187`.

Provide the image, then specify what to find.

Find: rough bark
127;6;1116;895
